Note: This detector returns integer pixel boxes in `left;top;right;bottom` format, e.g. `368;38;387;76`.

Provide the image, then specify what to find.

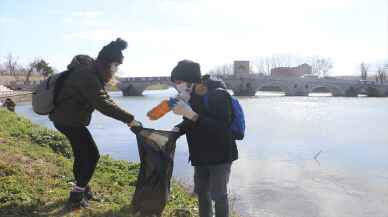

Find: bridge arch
120;83;147;96
227;81;257;96
309;85;343;96
143;82;175;91
118;77;174;96
345;86;358;97
357;86;382;97
257;82;292;96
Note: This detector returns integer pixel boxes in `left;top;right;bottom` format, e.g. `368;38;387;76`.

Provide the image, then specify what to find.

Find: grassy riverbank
0;108;199;217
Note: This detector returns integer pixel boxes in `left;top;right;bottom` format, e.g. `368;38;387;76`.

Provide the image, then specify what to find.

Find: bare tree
253;57;273;75
5;53;18;76
308;56;333;77
252;58;264;74
360;62;369;80
319;59;333;77
308;56;320;75
209;63;233;76
269;54;292;68
253;54;305;75
0;62;5;75
273;54;305;68
24;59;41;84
376;65;386;84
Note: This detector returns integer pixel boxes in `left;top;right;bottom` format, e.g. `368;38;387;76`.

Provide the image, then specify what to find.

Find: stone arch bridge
117;75;388;97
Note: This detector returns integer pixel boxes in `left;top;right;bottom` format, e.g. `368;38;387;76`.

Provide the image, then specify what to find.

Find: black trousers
54;123;100;188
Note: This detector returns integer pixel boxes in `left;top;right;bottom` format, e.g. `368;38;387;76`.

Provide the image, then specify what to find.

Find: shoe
65;191;89;210
84;185;94;201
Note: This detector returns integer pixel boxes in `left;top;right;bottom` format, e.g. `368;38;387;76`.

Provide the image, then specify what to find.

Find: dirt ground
0;75;44;85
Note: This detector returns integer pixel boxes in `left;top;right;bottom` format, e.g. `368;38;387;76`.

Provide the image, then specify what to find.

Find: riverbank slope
0;108;199;217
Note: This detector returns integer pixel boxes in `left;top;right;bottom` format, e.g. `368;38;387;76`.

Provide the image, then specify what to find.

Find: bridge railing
119;76;171;82
222;75;374;85
118;75;388;88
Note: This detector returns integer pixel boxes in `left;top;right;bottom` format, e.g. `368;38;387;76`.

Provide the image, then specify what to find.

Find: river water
15;89;388;217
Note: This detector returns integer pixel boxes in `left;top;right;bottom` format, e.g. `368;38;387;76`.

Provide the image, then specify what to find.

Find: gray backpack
32;72;67;115
32;55;94;115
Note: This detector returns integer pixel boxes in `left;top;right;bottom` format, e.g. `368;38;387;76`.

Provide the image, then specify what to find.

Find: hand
171;100;198;121
128;120;142;128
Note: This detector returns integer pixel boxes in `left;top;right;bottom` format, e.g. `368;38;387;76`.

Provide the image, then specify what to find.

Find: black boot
84;185;94;201
65;191;88;210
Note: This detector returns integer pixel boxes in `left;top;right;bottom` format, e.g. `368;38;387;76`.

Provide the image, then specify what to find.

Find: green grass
0;108;199;217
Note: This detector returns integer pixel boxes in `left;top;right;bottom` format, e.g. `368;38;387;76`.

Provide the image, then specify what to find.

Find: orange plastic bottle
147;99;171;120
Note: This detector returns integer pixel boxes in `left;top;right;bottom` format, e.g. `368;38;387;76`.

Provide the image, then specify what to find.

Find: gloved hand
171;100;198;121
128;119;142;128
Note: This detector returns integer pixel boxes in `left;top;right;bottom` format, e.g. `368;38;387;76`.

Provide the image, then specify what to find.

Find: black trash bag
130;127;180;217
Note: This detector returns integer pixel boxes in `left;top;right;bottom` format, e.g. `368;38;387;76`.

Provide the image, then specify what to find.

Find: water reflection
15;89;388;217
232;157;388;217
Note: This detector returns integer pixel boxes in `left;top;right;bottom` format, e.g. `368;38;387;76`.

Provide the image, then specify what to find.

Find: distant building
233;61;250;75
271;63;312;77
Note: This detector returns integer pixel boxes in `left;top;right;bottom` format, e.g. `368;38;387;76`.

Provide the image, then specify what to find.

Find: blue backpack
203;90;246;140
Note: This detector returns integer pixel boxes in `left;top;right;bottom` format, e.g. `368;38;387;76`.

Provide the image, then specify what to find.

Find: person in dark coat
2;98;15;112
50;38;141;210
170;60;238;217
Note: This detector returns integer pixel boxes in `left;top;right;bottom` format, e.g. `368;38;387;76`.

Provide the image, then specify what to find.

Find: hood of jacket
67;55;95;71
67;55;106;84
203;76;227;90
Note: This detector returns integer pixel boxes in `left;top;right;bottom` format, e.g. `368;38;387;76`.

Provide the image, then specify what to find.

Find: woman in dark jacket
50;38;141;209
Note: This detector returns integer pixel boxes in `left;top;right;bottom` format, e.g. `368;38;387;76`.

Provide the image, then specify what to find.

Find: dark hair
97;38;128;64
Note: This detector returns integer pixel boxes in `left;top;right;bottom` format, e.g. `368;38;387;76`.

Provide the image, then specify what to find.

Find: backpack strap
203;94;209;109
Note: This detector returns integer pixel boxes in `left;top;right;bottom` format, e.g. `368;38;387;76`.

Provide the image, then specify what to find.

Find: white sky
0;0;387;76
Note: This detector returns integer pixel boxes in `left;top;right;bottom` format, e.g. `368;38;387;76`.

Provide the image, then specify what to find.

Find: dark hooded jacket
176;78;238;166
49;55;134;126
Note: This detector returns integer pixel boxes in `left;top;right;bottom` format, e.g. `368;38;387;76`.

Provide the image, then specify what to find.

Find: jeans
194;163;231;217
54;123;100;188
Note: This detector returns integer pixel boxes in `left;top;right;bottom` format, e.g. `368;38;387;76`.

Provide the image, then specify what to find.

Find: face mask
176;82;193;93
175;82;193;102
